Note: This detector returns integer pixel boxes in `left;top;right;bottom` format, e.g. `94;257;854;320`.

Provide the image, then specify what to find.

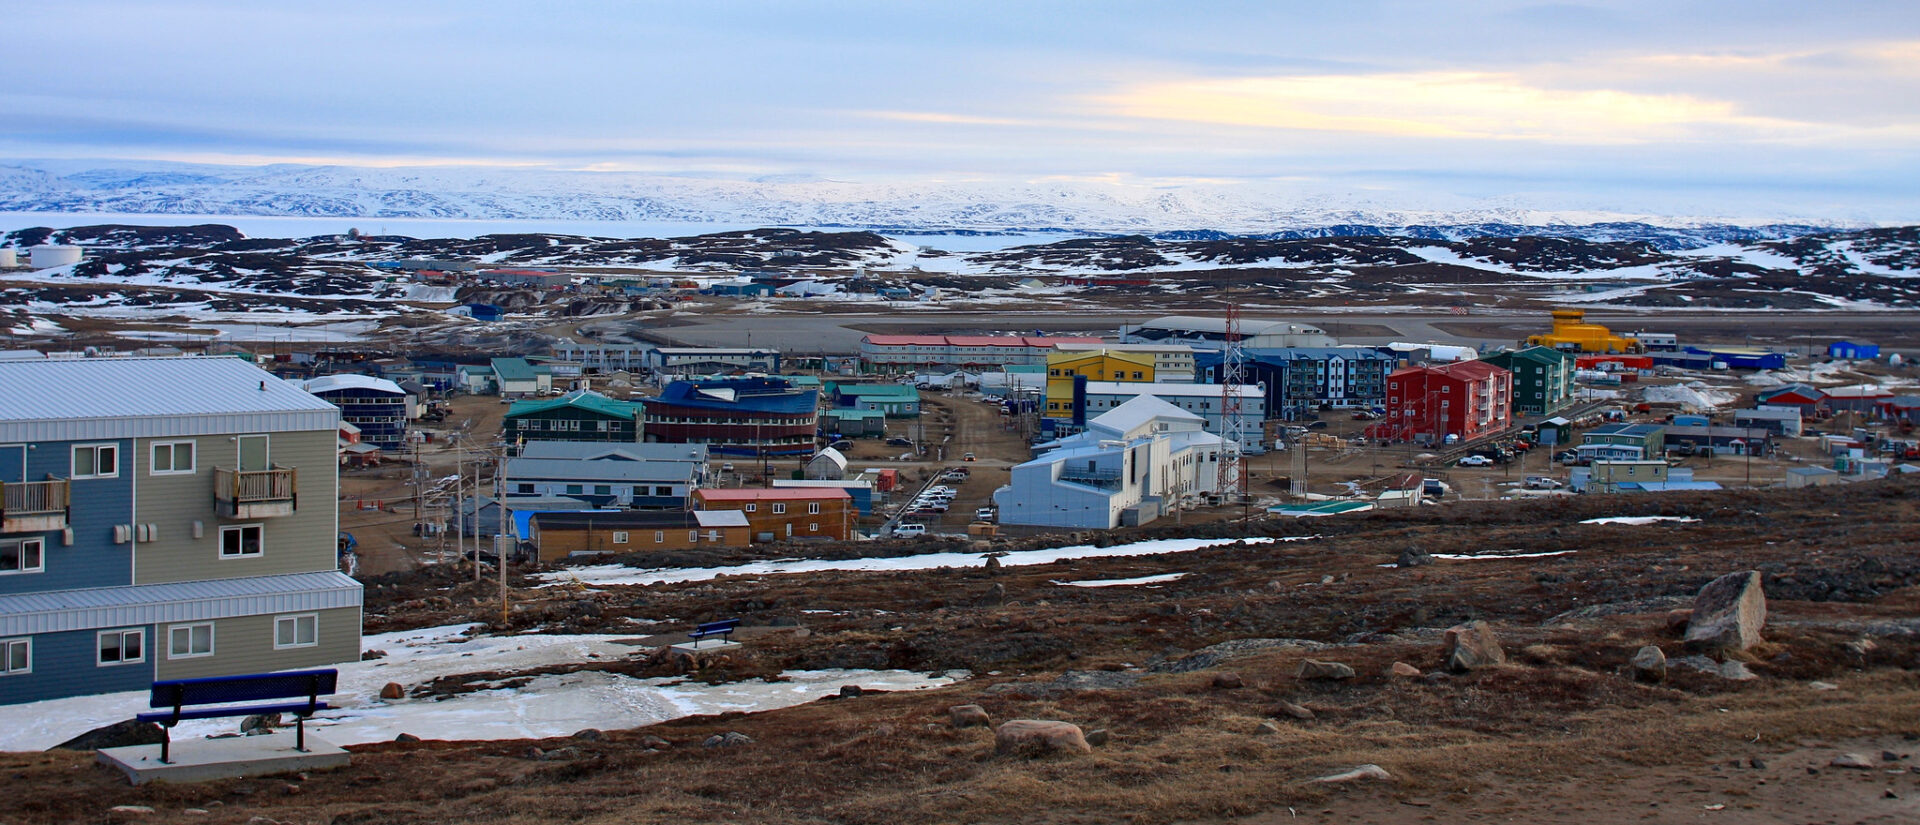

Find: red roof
1431;360;1507;381
695;488;851;502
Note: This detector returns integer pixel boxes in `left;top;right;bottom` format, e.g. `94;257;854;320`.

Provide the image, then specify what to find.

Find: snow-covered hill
0;160;1857;242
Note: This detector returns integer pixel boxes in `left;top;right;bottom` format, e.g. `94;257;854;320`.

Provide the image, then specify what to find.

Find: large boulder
1685;571;1766;651
1397;547;1432;568
994;720;1092;756
950;704;991;728
51;719;166;751
1444;620;1507;672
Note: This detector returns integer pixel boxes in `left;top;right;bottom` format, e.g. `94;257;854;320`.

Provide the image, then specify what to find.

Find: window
220;525;263;558
654;531;665;544
744;503;757;512
566;484;584;495
274;614;317;649
808;522;818;532
0;538;43;574
1;638;28;675
150;441;195;474
688;530;699;542
655;485;673;496
168;623;214;658
808;502;821;515
771;503;787;515
518;483;535;494
97;628;145;665
72;443;118;479
612;531;630;544
594;485;612;495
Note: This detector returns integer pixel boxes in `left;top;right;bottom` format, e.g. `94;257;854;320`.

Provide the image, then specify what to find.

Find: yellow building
1526;308;1643;354
1044;350;1156;419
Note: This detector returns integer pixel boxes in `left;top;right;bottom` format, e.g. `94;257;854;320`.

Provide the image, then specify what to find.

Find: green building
505;390;643;445
1481;346;1576;416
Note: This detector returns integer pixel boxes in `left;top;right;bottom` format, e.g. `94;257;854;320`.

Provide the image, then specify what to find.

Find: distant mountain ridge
0;160;1859;247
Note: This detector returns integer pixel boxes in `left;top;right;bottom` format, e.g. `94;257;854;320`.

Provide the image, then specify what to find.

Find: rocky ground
10;477;1920;824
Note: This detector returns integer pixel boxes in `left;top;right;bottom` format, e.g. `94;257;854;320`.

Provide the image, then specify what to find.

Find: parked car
962;452;977;461
886;437;914;447
975;507;995;522
892;523;927;537
1457;455;1494;467
829;439;854;451
1525;476;1564;490
1307;421;1330;430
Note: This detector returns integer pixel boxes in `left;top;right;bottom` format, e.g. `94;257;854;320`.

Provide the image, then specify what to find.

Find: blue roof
642;378;819;415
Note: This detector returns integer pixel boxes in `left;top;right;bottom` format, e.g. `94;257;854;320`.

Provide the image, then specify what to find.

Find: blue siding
0;626;155;705
0;439;133;596
312;387;409;451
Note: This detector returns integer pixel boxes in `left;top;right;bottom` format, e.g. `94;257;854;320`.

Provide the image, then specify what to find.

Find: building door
0;445;22;483
238;435;270;471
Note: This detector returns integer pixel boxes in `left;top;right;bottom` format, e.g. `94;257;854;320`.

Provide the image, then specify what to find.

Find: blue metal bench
687;619;741;647
136;669;338;763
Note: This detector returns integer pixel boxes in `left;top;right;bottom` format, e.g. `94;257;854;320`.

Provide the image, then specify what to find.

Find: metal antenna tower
1216;302;1248;501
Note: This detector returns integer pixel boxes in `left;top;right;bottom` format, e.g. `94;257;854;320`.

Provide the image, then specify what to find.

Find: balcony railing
1;479;70;533
214;466;298;518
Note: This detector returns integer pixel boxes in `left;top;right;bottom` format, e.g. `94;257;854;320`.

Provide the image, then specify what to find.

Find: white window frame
274;614;318;649
654;531;665;544
772;503;787;515
0;538;44;575
0;638;28;675
743;503;757;512
612;531;630;544
807;502;821;515
72;443;119;479
149;440;196;475
98;628;145;666
168;623;215;659
220;524;264;559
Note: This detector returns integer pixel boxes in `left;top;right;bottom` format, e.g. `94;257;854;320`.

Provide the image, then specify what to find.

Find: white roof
298;374;407;396
692;510;750;528
810;447;848;470
1082;381;1262;400
0;356;338;442
1088;395;1204;438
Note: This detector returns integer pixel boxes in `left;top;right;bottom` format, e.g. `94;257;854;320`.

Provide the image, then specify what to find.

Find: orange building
525;510;751;563
693;488;854;542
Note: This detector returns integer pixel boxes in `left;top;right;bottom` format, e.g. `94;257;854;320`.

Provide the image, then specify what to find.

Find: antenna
1216;302;1248;502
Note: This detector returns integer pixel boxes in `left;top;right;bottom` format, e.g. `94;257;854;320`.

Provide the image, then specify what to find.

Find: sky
4;1;1919;220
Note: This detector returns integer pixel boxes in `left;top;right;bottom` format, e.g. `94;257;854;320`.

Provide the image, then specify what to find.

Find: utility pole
498;449;509;626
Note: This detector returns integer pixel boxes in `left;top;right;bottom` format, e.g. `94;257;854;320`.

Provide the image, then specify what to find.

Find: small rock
1887;789;1901;799
1211;672;1244;690
239;713;281;735
1084;728;1110;747
1397;547;1432;568
1254;721;1281;736
979;582;1007;606
1684;571;1767;651
1444;620;1507;672
360;649;388;661
949;704;991;728
394;732;421;743
571;728;608;743
1320;575;1335;585
1630;645;1668;683
244;818;279;825
1845;638;1878;658
1665;609;1694;635
1885;751;1902;763
522;747;545;760
839;685;863;698
540;746;583;761
1388;662;1421;678
639;735;672;749
51;719;167;751
184;810;210;816
379;682;405;701
1311;764;1395;784
1810;681;1839;691
109;806;156;816
1833;753;1876;770
281;783;301;796
1275;700;1316;720
994;720;1092;756
1749;757;1767;770
703;731;753;748
1718;661;1756;681
1297;660;1356;680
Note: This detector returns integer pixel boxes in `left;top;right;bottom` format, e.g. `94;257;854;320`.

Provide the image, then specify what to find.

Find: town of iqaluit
3;2;1918;822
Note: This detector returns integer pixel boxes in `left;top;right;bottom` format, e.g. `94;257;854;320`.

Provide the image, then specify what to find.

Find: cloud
857;111;1030;127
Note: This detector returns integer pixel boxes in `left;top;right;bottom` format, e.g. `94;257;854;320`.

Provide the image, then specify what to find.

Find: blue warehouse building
297;374;412;451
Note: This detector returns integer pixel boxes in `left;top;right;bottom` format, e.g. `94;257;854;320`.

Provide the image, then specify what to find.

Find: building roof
518;440;707;462
1082;381;1263;400
491;357;539;382
505;457;698;483
809;447;848;471
530;510;707;531
1483;346;1575;365
0;356;339;442
833;383;919;399
506;390;640;420
643;379;819;415
1734;408;1801;419
1824;384;1895;399
695;487;852;502
1589;423;1665;437
1787;466;1840;477
822;408;886;421
1758;383;1825;401
693;510;751;528
299;374;407;396
1087;394;1205;437
1886;396;1920;408
0;571;362;637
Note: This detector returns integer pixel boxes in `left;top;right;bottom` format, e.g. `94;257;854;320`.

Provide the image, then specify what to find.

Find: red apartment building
1368;361;1514;444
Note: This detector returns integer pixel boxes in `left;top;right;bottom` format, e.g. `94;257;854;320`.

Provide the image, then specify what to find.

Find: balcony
1058;465;1122;489
1;479;70;533
214;466;298;519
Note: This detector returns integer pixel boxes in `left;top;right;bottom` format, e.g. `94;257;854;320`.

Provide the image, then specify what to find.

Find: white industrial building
1074;381;1266;446
1050;342;1199;382
1118;316;1337;351
993;396;1229;529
